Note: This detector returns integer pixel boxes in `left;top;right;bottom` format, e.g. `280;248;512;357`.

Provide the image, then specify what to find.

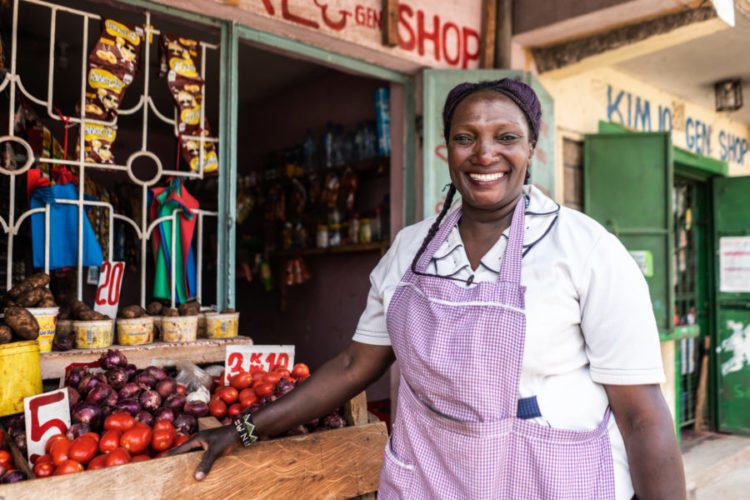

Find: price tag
225;345;295;382
94;261;125;319
24;388;71;465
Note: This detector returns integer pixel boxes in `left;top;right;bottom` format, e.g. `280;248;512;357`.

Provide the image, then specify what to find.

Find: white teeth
468;172;505;181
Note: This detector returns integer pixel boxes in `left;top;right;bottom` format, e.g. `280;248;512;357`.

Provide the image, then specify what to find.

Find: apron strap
413;206;463;274
498;196;526;284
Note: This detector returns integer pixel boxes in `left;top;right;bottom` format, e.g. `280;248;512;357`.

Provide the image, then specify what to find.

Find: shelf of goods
1;380;386;500
39;337;254;380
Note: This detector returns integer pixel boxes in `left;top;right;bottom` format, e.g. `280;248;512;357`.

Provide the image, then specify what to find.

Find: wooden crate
0;392;387;499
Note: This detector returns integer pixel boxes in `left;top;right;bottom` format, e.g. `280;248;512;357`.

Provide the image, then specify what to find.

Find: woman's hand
169;424;241;480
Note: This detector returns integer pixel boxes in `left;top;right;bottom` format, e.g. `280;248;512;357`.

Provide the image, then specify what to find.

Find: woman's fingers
168;435;206;456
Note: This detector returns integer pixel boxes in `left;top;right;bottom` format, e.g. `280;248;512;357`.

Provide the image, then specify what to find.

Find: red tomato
50;437;72;466
230;372;253;390
104;413;136;432
53;459;84;475
218;386;239;405
69;436;98;465
151;429;174;452
104;448;131;467
120;427;152;455
251;371;266;381
133;421;151;430
209;399;228;419
239;391;258;409
33;461;55;478
82;432;100;443
0;450;12;468
36;454;53;465
254;382;274;398
131;454;150;463
173;434;190;448
45;434;67;454
153;420;176;438
291;363;310;379
272;363;289;372
227;403;242;418
273;368;291;380
176;384;187;395
99;430;122;454
262;372;282;385
87;454;108;470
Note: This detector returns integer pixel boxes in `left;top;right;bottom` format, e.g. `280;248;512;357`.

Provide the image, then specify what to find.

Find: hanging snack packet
78;122;117;165
90;19;142;79
82;65;128;122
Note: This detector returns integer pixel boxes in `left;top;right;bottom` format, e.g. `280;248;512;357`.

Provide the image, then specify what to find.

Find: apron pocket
378;435;415;500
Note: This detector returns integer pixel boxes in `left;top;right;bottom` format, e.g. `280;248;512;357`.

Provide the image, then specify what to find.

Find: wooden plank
693;337;711;432
344;391;369;426
0;422;388;500
382;0;399;47
40;337;254;380
480;0;497;68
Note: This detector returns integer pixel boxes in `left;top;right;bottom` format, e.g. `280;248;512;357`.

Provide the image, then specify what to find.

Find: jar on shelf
360;218;372;244
349;213;360;245
329;224;342;247
316;224;329;248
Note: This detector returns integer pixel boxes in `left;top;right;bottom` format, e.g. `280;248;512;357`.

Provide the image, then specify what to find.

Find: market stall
0;0;387;496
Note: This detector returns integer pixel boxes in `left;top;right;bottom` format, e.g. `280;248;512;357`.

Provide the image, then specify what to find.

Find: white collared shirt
354;185;665;499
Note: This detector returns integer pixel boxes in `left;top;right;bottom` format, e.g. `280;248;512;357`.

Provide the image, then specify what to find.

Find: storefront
540;66;750;436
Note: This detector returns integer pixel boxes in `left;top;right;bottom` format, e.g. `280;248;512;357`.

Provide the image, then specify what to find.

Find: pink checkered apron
380;198;616;499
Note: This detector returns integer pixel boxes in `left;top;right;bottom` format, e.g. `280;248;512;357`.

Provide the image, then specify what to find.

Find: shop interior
1;0;396;402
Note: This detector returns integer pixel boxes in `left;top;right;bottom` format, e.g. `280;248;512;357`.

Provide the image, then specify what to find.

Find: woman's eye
496;134;519;142
452;135;473;144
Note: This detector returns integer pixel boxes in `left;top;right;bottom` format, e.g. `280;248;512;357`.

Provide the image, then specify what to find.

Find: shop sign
24;388;71;466
215;0;482;69
93;261;125;319
719;236;750;293
225;344;296;380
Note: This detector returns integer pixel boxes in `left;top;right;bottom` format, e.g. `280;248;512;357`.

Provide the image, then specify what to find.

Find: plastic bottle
303;130;317;172
375;87;391;157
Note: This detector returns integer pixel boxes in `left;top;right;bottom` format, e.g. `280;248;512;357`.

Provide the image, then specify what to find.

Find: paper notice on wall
719;236;750;292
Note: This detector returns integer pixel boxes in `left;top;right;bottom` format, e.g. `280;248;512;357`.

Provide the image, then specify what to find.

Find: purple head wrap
442;78;542;145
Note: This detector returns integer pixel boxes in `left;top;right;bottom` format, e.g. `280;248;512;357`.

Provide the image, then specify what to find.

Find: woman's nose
474;141;497;165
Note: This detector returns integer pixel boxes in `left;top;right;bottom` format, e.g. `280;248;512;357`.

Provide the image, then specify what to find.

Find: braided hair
411;184;458;277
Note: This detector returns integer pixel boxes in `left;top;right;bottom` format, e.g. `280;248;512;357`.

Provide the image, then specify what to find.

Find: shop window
562;137;583;211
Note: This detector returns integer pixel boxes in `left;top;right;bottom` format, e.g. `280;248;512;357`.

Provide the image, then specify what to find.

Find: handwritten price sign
225;345;295;381
94;261;125;319
24;388;71;465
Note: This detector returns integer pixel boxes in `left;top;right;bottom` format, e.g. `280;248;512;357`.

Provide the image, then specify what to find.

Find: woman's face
447;90;533;213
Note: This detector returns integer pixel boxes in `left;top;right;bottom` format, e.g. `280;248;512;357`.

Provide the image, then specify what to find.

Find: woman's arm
172;341;395;480
604;384;686;500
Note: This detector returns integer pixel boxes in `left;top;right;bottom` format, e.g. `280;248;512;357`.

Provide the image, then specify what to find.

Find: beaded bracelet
233;414;258;447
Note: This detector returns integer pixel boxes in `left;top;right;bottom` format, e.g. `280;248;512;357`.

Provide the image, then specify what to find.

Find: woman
173;79;685;499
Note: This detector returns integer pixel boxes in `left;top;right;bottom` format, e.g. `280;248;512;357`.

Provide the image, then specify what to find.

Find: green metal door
583;133;673;332
422;71;555;217
712;176;750;434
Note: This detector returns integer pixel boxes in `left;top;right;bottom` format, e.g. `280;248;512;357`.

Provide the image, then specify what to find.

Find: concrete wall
514;0;630;34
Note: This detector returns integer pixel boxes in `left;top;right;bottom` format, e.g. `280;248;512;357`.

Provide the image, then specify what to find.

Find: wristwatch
233;414;258;447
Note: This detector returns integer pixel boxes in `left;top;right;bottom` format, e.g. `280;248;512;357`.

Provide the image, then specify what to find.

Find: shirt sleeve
351;232;401;347
579;232;666;385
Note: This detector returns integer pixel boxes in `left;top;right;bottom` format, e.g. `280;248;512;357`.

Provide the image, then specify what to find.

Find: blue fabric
516;396;542;420
31;183;104;270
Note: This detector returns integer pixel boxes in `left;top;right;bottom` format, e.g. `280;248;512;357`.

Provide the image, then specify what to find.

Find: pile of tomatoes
208;363;311;422
1;428;27;483
32;412;190;477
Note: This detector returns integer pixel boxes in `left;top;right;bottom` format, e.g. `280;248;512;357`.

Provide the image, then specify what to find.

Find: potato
4;306;40;340
26;273;51;289
146;301;164;316
119;305;147;319
220;308;236;314
162;308;179;317
0;325;12;344
91;311;110;320
7;281;32;299
178;301;200;316
18;288;44;307
38;298;57;308
40;288;55;301
76;309;99;321
57;305;72;320
4;299;17;307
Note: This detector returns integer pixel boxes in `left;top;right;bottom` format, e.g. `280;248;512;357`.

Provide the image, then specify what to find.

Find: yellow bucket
205;312;240;339
73;319;114;348
0;341;42;417
117;317;154;346
160;315;198;343
28;306;59;353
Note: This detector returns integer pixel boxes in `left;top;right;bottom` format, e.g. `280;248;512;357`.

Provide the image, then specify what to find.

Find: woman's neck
458;194;522;271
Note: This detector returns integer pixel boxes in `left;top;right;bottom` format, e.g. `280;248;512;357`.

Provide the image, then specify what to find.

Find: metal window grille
1;0;220;307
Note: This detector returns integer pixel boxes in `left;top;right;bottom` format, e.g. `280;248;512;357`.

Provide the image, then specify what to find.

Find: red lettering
442;22;461;66
314;0;350;31
249;352;263;370
227;352;243;377
461;27;480;69
397;4;415;51
417;10;440;61
282;0;319;29
371;8;381;29
95;262;111;306
277;352;290;368
29;392;67;441
261;0;275;15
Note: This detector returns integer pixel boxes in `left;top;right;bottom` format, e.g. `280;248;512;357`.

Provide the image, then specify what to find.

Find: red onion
156;377;177;399
72;403;103;430
77;374;102;396
68;387;81;408
118;382;141;401
322;413;346;429
154;407;175;423
102;405;116;417
99;349;128;370
65;367;88;388
173;414;197;435
125;364;137;381
145;366;168;381
66;423;90;440
139;390;162;412
116;398;141;416
275;379;295;397
135;372;156;390
164;393;187;412
1;469;27;483
135;411;154;426
107;367;129;390
183;401;209;418
86;384;115;406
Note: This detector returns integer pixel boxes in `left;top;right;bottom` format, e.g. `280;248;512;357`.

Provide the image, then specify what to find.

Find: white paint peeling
719;320;750;376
